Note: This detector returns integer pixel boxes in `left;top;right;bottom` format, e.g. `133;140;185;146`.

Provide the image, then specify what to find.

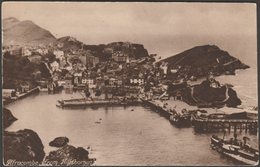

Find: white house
161;63;168;74
65;65;73;71
22;48;32;57
36;48;48;55
50;61;60;72
53;50;64;60
3;89;16;99
130;78;144;85
82;78;96;88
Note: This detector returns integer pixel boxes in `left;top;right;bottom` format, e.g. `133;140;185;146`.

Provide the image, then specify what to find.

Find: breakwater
3;87;40;105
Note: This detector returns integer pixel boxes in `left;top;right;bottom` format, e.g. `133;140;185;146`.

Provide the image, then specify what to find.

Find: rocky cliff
3;129;45;165
160;45;249;79
56;37;149;61
3;108;17;129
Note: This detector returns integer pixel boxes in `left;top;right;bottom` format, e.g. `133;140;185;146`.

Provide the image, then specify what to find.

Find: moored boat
169;108;191;127
210;134;259;165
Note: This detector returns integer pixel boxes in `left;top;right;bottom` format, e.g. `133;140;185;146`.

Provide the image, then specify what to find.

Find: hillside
3;17;56;46
159;45;250;79
56;37;149;61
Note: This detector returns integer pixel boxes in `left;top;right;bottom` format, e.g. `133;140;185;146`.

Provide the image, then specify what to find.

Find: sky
2;2;257;66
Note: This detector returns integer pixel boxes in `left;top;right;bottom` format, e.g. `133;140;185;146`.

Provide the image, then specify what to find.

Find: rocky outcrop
182;78;241;108
49;137;69;148
3;129;45;165
3;108;17;129
194;80;241;106
106;42;149;59
160;45;250;79
2;108;95;166
44;144;95;166
56;37;150;62
225;88;242;107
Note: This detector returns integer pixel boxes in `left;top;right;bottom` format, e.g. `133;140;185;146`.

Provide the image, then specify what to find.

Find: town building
73;72;83;85
53;50;64;60
50;61;60;72
36;48;48;55
22;47;32;57
8;46;22;55
27;54;42;64
17;84;30;94
3;89;16;99
129;78;144;86
86;54;100;67
83;78;96;89
112;51;128;63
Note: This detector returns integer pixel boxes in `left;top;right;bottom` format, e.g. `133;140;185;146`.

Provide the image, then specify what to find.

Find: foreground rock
49;137;69;148
44;144;95;166
3;108;17;129
3;129;45;166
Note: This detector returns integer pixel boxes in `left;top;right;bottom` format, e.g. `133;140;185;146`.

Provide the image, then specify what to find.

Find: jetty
4;87;40;105
191;108;258;133
140;98;258;133
57;97;140;108
141;98;198;127
141;98;174;118
15;87;40;100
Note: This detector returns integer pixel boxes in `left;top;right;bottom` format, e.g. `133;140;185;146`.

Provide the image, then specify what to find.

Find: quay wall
3;87;40;106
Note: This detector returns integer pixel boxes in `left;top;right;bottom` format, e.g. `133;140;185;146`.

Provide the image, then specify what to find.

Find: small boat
210;135;259;165
169;108;191;127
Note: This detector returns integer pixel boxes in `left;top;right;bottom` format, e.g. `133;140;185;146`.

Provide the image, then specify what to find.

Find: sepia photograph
1;1;259;166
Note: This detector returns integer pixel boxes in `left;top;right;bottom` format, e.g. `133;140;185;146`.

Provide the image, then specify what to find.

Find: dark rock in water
49;137;69;148
3;108;17;129
226;88;242;107
45;144;95;166
3;129;45;165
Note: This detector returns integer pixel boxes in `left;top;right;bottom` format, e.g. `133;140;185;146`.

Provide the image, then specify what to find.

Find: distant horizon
2;2;257;67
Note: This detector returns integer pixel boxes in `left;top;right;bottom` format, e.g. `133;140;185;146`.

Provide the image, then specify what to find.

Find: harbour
4;90;259;165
